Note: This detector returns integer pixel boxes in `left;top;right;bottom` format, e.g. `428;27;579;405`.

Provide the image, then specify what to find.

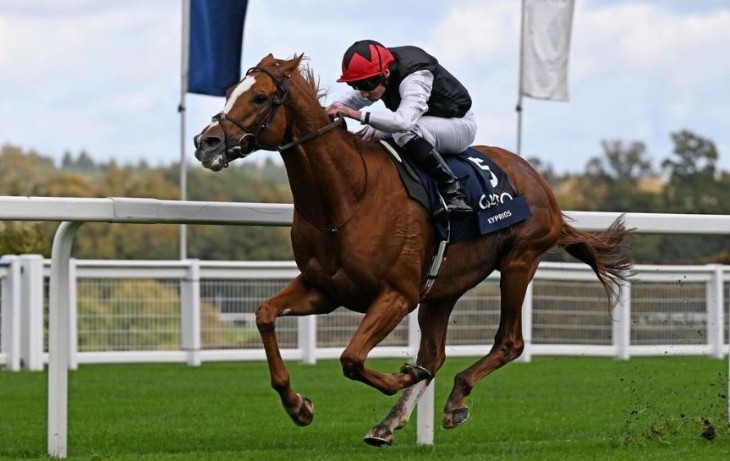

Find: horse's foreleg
364;299;457;446
339;287;416;395
256;276;336;426
443;261;538;429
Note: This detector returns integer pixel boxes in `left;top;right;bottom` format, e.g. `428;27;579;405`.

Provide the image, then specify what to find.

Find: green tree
586;140;654;181
661;130;721;213
61;150;97;171
571;140;659;212
652;130;729;263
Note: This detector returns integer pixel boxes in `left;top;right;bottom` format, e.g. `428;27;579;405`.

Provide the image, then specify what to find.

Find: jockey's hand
325;103;359;121
357;125;385;141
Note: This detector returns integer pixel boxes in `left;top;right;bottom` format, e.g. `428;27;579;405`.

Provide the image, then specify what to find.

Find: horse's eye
253;94;268;104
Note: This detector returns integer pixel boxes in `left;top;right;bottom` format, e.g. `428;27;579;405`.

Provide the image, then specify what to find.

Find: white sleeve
366;70;432;133
333;89;373;111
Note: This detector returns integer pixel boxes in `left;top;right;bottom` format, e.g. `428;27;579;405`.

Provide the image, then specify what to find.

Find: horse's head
194;54;302;171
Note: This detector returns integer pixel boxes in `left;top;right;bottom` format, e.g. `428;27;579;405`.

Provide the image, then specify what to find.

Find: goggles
348;75;383;92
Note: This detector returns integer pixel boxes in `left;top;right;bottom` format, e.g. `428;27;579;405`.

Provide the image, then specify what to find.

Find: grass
0;357;728;460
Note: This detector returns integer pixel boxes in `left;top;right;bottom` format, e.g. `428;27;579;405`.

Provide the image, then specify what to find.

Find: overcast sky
1;0;728;174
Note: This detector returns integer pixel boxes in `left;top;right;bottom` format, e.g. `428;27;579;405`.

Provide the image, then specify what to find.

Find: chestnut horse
193;54;632;445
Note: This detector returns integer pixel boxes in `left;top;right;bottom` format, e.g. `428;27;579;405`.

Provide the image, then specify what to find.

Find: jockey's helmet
337;40;395;83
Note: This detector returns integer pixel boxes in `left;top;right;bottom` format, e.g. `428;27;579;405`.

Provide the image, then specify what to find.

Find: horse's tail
558;214;634;307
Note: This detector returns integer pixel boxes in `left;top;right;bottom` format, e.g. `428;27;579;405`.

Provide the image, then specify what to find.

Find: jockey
326;40;476;216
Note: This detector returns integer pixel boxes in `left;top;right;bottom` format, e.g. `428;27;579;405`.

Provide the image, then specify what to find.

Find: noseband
210;66;289;162
209;66;343;166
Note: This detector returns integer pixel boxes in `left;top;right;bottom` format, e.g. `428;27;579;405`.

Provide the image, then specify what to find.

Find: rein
216;64;368;233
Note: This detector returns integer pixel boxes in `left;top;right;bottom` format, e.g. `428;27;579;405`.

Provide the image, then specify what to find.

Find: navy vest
382;46;472;118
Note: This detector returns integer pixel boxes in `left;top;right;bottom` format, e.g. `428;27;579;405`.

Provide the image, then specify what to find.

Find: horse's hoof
399;363;432;383
363;425;394;447
287;395;314;427
442;407;469;429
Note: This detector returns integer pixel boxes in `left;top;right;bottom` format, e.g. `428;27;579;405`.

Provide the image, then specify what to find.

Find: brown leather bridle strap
213;66;345;164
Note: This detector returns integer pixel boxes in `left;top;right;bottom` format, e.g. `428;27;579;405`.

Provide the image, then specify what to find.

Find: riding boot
403;137;473;216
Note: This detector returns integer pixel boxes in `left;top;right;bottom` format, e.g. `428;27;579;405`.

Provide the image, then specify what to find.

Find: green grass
0;357;728;460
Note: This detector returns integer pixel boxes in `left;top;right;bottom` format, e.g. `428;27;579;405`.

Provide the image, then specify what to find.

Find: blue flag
188;0;249;96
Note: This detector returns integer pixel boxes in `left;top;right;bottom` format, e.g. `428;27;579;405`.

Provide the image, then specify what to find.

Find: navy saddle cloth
381;140;532;244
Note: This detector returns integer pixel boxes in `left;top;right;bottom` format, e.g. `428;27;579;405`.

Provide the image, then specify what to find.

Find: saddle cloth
380;140;532;244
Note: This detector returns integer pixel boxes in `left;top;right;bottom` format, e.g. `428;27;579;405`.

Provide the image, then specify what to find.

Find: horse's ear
257;53;277;67
278;54;304;77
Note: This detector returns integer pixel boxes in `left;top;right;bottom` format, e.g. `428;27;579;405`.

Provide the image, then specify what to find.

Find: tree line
0;128;728;264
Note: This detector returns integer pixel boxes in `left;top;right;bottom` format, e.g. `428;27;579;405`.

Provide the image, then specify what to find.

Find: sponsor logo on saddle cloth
381;142;532;244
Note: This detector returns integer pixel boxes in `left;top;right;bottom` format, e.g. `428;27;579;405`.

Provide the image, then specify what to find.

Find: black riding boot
403;137;473;216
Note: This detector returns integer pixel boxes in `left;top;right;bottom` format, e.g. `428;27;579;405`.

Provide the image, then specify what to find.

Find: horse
193;53;633;446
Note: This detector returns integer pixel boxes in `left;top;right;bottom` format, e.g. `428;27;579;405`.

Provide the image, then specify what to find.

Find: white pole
413;311;434;446
298;316;317;365
1;255;21;371
517;281;533;362
179;0;190;260
516;0;526;155
613;280;631;360
20;255;44;371
68;258;78;370
705;264;724;359
48;221;83;458
416;380;435;445
181;259;201;366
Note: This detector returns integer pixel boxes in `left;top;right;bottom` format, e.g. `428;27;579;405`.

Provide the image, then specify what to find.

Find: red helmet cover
337;40;394;83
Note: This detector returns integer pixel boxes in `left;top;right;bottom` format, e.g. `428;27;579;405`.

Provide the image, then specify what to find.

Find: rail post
298;316;317;365
181;259;201;366
48;221;83;459
20;254;44;371
68;258;78;370
706;264;724;359
1;255;21;371
613;280;631;360
517;281;533;363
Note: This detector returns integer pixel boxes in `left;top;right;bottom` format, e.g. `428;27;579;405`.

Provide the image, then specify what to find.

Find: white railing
0;197;293;459
0;196;728;457
1;259;728;371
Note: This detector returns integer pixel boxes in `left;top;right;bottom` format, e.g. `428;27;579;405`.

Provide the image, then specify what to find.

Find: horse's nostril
200;135;222;151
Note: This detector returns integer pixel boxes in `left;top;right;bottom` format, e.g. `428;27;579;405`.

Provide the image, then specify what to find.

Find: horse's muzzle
195;149;227;171
194;133;233;171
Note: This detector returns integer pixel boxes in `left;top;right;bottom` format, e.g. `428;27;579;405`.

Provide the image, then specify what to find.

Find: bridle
206;66;343;166
204;64;366;233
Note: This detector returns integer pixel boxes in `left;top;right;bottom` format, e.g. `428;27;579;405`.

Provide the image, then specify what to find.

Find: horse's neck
283;96;366;226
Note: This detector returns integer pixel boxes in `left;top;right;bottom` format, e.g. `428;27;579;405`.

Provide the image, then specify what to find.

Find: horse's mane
281;55;327;104
279;54;372;146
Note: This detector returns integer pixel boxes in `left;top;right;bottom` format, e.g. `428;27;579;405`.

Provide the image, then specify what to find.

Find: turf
0;357;727;460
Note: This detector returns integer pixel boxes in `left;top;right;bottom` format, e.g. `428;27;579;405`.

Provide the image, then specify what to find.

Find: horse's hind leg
443;259;539;429
364;380;431;446
364;298;457;446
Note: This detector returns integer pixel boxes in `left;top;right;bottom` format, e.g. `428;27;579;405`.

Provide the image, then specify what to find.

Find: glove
357;125;386;141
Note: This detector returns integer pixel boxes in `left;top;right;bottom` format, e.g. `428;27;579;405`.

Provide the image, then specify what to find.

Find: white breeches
392;110;477;154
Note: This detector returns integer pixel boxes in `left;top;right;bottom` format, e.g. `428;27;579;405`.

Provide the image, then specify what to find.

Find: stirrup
447;198;473;215
434;196;473;217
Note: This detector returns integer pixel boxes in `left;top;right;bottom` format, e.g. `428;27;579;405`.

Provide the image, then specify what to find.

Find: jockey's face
352;69;389;102
359;83;386;102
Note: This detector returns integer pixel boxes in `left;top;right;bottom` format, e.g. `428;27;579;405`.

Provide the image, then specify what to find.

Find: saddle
379;140;532;244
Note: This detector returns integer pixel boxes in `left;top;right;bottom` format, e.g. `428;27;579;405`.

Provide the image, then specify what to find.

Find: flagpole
179;0;190;260
516;0;526;156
